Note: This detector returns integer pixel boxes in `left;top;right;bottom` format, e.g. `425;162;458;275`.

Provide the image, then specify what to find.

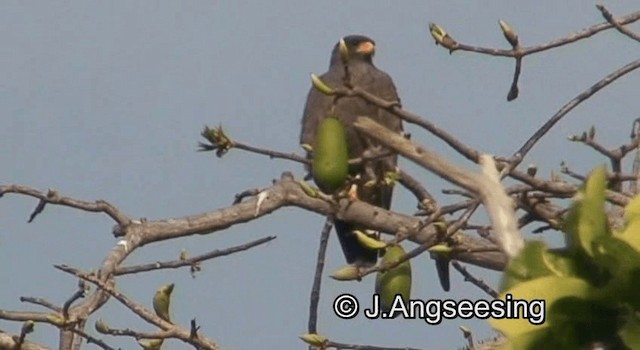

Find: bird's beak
356;41;375;55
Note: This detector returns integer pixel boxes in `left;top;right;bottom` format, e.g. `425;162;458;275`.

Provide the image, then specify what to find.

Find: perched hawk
300;35;403;266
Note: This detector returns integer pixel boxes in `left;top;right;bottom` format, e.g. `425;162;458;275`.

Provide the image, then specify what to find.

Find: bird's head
330;34;376;66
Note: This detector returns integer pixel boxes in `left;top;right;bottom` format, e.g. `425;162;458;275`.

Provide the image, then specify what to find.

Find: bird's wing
300;68;379;265
372;70;403;134
300;72;336;174
359;69;402;210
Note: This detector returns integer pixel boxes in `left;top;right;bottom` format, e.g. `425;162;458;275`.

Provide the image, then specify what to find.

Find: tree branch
0;185;129;226
114;236;275;276
597;4;640;43
54;265;221;350
435;10;640;57
513;58;640;166
307;219;332;333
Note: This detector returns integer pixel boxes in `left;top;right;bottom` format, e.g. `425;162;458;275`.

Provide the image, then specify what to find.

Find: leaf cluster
492;167;640;349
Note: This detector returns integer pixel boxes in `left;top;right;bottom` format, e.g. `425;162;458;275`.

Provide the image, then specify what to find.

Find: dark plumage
300;35;403;266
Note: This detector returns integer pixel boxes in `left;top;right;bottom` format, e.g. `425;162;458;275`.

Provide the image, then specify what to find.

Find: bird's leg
347;175;361;201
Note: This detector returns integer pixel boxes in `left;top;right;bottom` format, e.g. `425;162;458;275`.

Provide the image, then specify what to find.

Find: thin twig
0;185;129;225
307;219;332;333
451;261;498;298
54;264;221;350
397;169;437;212
19;297;61;312
443;10;640;57
233;141;310;164
512;58;640;166
233;188;262;204
507;56;522;101
342;87;480;163
67;328;117;350
326;340;423;350
62;282;86;319
597;4;640;43
115;236;275;276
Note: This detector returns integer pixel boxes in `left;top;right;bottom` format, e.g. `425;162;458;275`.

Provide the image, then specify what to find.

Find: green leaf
299;333;327;346
618;304;640;348
624;192;640;219
563;166;608;257
592;237;640;277
491;276;592;339
617;194;640;252
589;237;640;310
500;241;553;291
548;297;622;348
494;166;640;349
541;248;580;278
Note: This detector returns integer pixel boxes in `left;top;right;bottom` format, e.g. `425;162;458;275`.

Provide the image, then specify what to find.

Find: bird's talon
348;183;359;201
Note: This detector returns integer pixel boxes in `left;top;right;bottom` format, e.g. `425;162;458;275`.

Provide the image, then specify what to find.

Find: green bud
429;23;458;51
310;74;335;95
299;333;328;346
95;319;110;333
153;283;174;323
330;265;361;281
354;230;387;250
498;19;519;47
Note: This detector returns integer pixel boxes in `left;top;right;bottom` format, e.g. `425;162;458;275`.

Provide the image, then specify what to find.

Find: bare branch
326;340;423;350
0;329;51;350
597;4;640;43
337;86;480;163
397;169;437;212
355;118;523;257
93;172;502;270
62;281;87;319
0;309;57;325
54;265;221;350
66;328;117;350
114;235;275;276
437;10;640;57
307;219;332;333
232;188;262;204
452;261;499;298
509;169;630;206
513;58;640;165
507;56;522;101
19;298;61;313
0;185;129;225
354;117;483;194
233;140;310;164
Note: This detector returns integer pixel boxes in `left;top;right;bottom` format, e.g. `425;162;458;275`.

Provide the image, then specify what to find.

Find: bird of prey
300;35;403;266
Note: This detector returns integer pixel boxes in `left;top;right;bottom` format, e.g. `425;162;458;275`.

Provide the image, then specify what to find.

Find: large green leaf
541;248;580;278
563;166;609;257
547;297;622;348
490;276;592;338
592;237;640;278
500;241;581;291
618;304;640;349
500;241;553;291
617;194;640;253
493;166;640;348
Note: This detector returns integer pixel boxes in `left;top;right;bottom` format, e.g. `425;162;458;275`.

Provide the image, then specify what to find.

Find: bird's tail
333;220;377;266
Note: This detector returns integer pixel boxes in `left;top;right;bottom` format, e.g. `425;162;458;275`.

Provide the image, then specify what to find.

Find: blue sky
2;2;639;349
